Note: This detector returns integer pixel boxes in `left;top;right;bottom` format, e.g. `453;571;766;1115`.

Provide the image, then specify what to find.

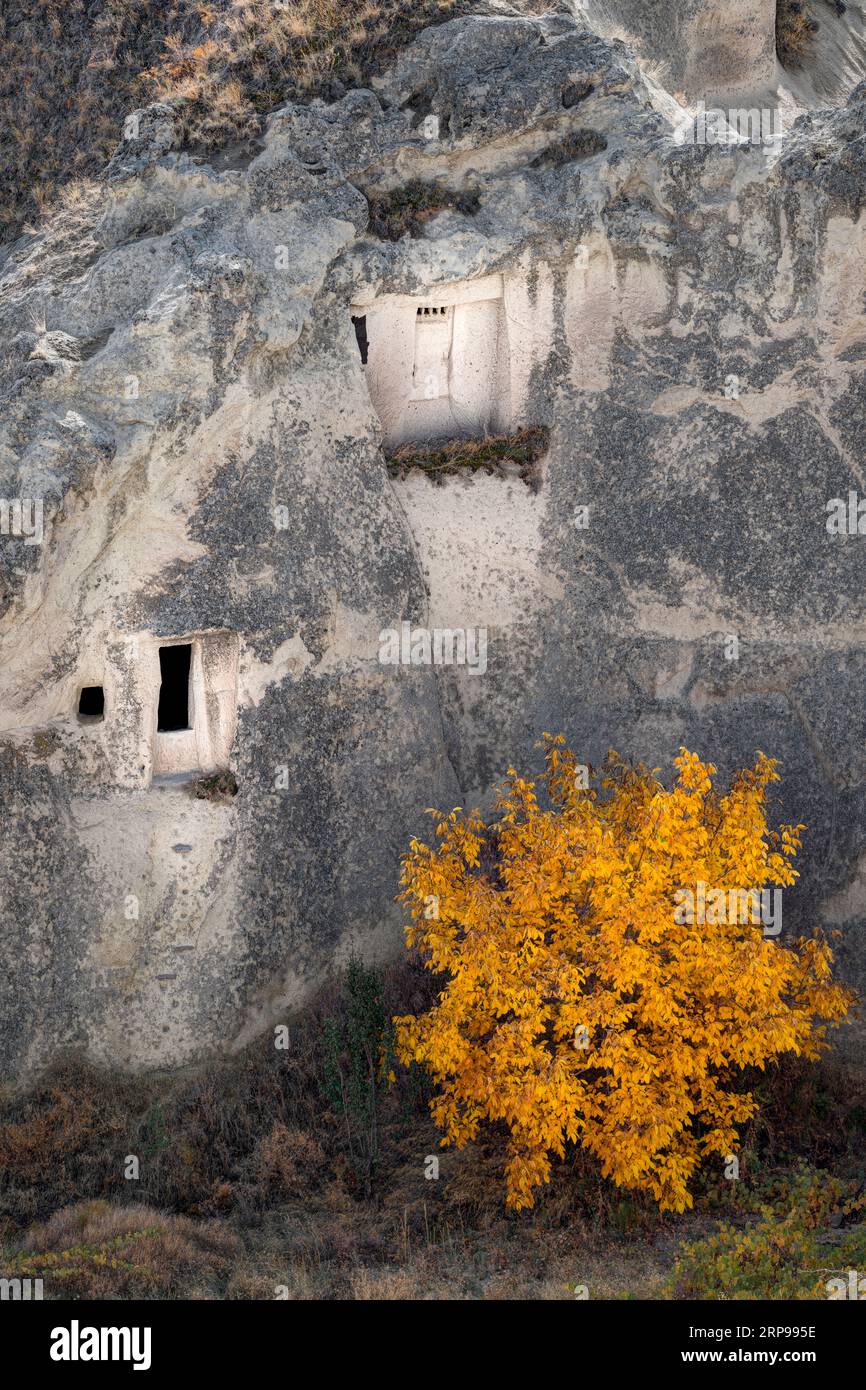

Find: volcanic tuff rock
1;10;866;1076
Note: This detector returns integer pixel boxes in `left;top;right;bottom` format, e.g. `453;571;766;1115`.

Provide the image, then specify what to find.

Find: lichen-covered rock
1;10;865;1078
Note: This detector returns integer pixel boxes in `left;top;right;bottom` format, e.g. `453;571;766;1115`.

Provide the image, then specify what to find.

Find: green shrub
322;959;396;1196
669;1167;866;1300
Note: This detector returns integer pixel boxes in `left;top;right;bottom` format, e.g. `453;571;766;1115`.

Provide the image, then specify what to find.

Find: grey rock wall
578;0;778;98
1;11;865;1077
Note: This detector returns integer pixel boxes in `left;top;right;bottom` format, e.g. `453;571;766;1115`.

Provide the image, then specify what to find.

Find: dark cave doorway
157;643;192;732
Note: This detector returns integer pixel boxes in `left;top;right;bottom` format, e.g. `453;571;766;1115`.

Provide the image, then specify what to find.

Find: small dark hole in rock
562;80;592;109
403;89;434;128
78;686;104;721
352;314;369;365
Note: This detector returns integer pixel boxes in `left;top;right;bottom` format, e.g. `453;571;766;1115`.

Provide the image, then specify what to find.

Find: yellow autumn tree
394;739;854;1212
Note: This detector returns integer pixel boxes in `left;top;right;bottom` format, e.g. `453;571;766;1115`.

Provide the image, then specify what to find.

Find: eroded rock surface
578;0;779;100
1;11;865;1076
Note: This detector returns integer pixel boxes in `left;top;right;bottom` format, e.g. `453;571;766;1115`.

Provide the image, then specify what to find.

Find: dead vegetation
193;769;239;802
4;1200;238;1299
365;181;482;241
0;0;465;243
530;129;607;168
776;1;821;66
145;0;464;150
386;427;550;482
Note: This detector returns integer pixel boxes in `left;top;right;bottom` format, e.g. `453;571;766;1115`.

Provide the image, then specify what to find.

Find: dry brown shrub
776;1;820;66
255;1122;327;1198
0;1088;96;1181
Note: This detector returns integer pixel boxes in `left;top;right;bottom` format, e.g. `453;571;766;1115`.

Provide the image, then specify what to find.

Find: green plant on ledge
385;426;549;481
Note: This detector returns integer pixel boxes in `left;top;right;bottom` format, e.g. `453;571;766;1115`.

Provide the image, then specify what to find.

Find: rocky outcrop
578;0;778;100
1;10;865;1078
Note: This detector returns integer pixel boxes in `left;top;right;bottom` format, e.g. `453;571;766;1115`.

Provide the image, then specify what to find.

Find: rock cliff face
2;8;866;1077
578;0;779;100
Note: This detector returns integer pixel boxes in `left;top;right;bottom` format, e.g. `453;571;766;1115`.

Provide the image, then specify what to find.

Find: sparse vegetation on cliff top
0;0;465;243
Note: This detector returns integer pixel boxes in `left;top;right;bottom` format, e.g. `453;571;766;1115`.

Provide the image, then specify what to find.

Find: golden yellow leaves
393;741;855;1212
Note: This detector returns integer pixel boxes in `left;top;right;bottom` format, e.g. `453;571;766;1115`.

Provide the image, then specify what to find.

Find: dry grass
0;1075;151;1232
0;0;465;243
2;1199;238;1299
0;1;203;241
0;955;439;1231
255;1123;327;1198
776;1;821;66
